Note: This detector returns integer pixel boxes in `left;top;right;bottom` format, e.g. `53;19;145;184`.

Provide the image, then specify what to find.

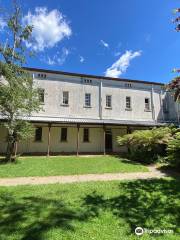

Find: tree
0;2;40;162
167;8;180;102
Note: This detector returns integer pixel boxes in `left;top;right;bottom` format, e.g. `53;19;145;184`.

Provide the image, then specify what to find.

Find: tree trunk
6;135;15;162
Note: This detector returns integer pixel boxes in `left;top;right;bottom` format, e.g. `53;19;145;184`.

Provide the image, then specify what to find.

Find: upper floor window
145;98;150;110
126;96;131;109
38;73;46;78
35;127;42;142
82;78;92;84
162;99;168;113
61;128;67;142
63;91;69;105
85;93;91;107
106;95;112;108
38;88;45;103
125;83;132;88
83;128;89;142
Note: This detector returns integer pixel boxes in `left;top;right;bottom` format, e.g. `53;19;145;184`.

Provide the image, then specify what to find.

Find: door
105;129;112;152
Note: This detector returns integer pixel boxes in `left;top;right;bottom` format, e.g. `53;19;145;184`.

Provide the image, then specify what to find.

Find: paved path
0;166;172;186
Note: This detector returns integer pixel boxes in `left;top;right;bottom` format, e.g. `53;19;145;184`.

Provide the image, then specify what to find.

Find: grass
0;155;148;178
0;178;179;239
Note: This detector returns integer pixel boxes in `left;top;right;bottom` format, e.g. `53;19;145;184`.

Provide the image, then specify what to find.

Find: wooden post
103;125;106;155
47;123;51;157
77;124;80;156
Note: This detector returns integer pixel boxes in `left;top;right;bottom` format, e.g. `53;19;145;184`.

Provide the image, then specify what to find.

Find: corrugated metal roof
14;115;168;126
0;114;176;126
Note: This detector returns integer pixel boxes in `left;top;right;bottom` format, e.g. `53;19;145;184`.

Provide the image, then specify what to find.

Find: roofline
23;67;164;86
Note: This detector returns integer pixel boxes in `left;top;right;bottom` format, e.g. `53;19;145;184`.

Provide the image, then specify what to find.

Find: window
63;91;69;105
38;88;45;103
85;93;91;107
145;98;150;110
61;128;67;142
106;95;112;108
126;96;131;109
82;78;92;84
35;127;42;142
125;83;132;88
162;99;168;113
38;73;46;78
83;128;89;142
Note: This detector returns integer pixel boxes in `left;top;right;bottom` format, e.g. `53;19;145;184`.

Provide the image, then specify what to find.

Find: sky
0;0;180;83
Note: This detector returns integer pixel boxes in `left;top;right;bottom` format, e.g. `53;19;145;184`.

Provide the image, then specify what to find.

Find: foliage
0;2;40;162
167;76;180;102
168;9;180;102
167;131;180;169
117;127;175;163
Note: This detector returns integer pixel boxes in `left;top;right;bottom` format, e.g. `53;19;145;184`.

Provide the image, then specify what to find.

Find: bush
167;132;180;170
117;127;175;164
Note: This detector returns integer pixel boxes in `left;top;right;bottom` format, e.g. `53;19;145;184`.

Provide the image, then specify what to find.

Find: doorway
105;129;112;152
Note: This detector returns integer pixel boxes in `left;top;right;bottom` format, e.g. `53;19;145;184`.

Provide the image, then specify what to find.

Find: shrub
167;132;180;170
117;127;175;164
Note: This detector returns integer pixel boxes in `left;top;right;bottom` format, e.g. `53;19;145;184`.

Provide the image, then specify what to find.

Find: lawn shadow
157;165;180;178
0;193;95;240
113;154;148;166
82;179;180;235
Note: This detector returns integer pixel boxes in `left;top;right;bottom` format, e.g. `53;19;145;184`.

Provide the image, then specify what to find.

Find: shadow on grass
157;165;180;178
0;179;179;239
0;194;95;240
113;154;148;166
83;179;180;235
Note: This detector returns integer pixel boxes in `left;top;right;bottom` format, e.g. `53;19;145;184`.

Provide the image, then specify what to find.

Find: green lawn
0;178;179;240
0;156;148;178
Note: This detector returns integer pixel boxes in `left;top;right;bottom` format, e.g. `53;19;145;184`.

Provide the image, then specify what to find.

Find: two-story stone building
0;67;179;155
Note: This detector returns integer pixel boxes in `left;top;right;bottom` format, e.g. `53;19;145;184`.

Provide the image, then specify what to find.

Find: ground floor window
35;127;42;142
83;128;89;142
61;128;67;142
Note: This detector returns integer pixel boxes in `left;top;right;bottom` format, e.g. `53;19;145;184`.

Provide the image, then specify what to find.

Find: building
0;67;179;155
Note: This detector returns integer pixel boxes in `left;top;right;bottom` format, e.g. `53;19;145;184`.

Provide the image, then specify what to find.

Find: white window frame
62;91;69;105
145;98;151;111
106;95;112;108
85;93;91;107
126;96;131;109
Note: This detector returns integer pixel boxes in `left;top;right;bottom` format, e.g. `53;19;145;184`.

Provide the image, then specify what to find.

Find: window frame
62;91;69;105
162;99;169;113
145;98;151;111
84;93;91;107
126;96;132;110
35;127;42;142
83;128;89;142
61;128;68;142
38;88;45;104
106;95;112;108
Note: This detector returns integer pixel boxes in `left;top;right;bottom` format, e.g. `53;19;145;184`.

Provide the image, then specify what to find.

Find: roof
0;115;167;126
23;67;164;86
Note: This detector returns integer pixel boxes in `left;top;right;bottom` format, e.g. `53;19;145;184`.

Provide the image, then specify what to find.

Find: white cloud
22;7;72;51
100;39;109;48
0;18;6;31
79;55;85;63
105;50;142;78
45;47;70;65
